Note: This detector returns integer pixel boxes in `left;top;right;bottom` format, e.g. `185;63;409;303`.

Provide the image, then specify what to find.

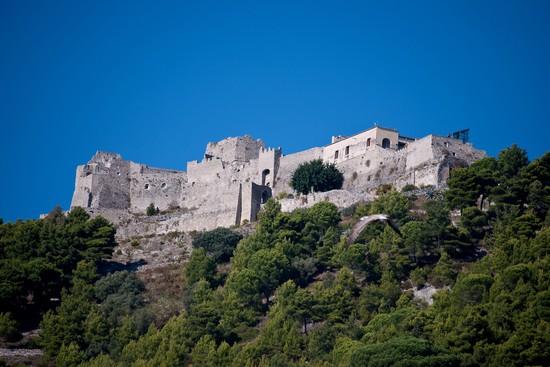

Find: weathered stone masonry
71;126;485;233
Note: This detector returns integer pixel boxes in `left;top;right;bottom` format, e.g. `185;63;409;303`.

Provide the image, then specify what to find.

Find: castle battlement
71;126;485;232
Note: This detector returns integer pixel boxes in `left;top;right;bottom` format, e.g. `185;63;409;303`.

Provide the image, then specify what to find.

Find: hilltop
70;126;484;239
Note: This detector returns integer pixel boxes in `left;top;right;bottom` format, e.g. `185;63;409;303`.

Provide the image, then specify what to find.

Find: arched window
262;169;271;186
382;138;391;149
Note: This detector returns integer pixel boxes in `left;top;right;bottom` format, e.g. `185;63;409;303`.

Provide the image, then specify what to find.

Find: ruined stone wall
187;158;227;185
128;163;186;214
71;166;94;208
71;127;486;234
205;135;265;163
71;151;131;210
404;135;436;170
336;144;408;191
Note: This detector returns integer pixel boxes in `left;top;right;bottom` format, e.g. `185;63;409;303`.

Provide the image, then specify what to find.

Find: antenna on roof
374;120;378;126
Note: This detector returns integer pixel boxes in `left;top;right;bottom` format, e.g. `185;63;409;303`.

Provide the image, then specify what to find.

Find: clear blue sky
1;1;549;222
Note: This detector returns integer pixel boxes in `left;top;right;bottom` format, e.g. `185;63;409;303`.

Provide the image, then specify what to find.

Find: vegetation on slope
1;146;549;367
0;207;116;337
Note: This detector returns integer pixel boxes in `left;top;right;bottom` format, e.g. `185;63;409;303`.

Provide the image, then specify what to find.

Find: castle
71;126;485;234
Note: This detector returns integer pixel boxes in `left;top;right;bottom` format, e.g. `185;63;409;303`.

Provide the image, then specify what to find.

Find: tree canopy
2;145;549;367
291;159;344;195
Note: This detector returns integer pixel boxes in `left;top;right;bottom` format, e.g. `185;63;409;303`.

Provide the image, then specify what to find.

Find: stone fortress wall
71;126;485;234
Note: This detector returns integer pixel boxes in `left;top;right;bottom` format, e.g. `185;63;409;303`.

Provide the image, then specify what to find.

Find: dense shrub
291;159;344;195
192;227;243;262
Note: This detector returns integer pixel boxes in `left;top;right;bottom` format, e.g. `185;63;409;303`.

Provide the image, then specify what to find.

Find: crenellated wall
70;127;486;233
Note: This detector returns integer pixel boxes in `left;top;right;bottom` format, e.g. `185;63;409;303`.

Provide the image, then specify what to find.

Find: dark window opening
345;146;350;157
382;138;391;149
261;190;270;204
367;138;371;147
334;150;339;159
262;169;271;186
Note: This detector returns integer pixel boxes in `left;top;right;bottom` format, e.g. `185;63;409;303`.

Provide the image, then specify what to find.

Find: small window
382;138;391;149
367;138;371;147
345;146;350;157
334;150;339;159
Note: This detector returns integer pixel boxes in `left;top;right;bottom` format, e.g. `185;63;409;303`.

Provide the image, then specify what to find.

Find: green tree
226;268;263;309
497;144;529;179
430;251;457;287
348;337;459;367
361;189;412;225
247;249;290;304
401;221;433;264
307;201;341;233
56;342;85;367
38;261;98;359
445;168;480;211
184;248;217;286
94;271;146;326
192;227;243;263
424;199;451;249
83;307;112;358
291;159;344;195
469;157;499;209
190;334;217;367
145;203;158;216
0;312;20;340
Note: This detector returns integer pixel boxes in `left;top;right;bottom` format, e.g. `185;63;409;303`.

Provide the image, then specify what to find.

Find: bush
192;227;243;263
291;159;344;195
0;312;20;341
376;184;393;195
401;184;417;192
277;191;288;200
146;203;159;216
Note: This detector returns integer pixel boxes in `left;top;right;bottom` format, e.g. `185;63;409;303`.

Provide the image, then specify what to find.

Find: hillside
1;145;549;367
